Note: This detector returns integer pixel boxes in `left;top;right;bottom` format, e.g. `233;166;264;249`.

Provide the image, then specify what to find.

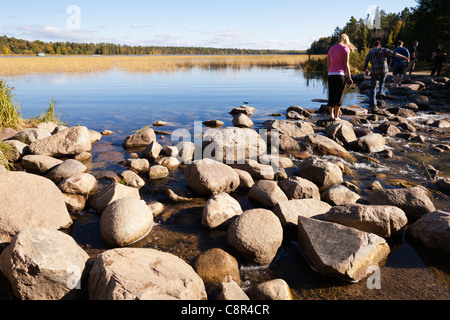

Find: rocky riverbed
0;72;449;300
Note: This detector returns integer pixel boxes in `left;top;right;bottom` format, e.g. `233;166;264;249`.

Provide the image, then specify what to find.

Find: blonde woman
327;34;356;121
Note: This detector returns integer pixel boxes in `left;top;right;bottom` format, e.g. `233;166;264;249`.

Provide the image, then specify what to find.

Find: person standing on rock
406;41;419;77
326;34;356;121
391;40;410;87
364;40;409;109
431;43;447;77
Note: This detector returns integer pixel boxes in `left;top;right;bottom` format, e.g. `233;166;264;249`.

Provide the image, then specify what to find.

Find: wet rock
436;177;450;193
321;185;361;206
89;182;141;212
122;128;156;149
58;172;98;195
100;198;154;247
0;227;90;300
298;157;343;191
29;126;92;158
248;180;288;208
202;193;243;230
286;105;312;118
101;130;114;136
304;133;356;162
430;119;450;128
156;156;181;169
88;248;207;300
46;159;87;183
184;158;240;196
273;199;332;227
233;169;255;189
203;120;224;128
341;105;369;116
230;105;255;117
227;209;283;266
407;209;450;256
0;171;73;242
149;165;169;180
325;204;408;238
143;141;163;160
263;120;314;139
367;186;436;219
232;113;254;128
413;95;431;110
194;248;241;289
74;151;92;162
297;216;390;282
123;158;150;172
367;180;384;191
246;279;293;300
278;176;320;200
120;170;145;189
217;281;250;300
356;133;386;153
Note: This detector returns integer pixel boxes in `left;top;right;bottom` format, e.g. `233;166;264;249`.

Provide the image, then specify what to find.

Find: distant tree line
0;36;305;56
307;0;449;62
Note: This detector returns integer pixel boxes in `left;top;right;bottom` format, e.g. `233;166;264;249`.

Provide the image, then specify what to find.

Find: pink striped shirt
328;44;350;75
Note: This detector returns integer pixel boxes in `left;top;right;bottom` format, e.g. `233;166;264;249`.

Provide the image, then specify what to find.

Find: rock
325;204;408;238
149;165;169;180
122;128;156;149
184;158;240;196
74;151;92;162
0;171;72;242
101;130;114;136
321;185;361;206
58;173;97;195
21;155;63;174
10;128;51;145
227;209;283;265
407;209;450;256
156;156;181;169
437;177;450;193
403;102;419;112
413;95;430;110
298;157;343;191
147;201;164;217
303;133;356;162
356;133;386;153
166;188;197;202
430;119;450;128
286;105;312;118
176;141;196;164
326;121;357;146
89;182;141;212
231;159;276;180
246;279;293;300
0;127;18;141
367;187;436;219
46;159;87;183
100;198;154;247
232;113;254;128
29;126;92;157
278;176;320;200
202;193;243;230
194;248;241;289
297;216;390;282
62;193;86;213
2;140;29;162
88;248;207;300
341;105;368;116
367;180;384;191
286;110;304;120
263;120;314;139
248;180;288;208
273;199;332;227
233;169;255;189
37;121;58;133
278;134;301;152
230;105;255;117
164;145;178;157
89;129;102;144
123;158;150;172
143;141;163;160
0;228;90;300
120;170;145;189
203;127;266;163
153;120;167;127
217;281;250;300
203;120;224;128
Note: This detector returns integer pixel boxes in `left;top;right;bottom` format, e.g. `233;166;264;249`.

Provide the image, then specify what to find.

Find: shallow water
3;67;450;300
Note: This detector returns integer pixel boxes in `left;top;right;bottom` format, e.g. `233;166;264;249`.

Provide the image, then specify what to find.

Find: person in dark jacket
431;43;447;77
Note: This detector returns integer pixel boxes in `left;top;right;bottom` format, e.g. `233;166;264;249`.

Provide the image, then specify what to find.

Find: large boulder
248;180;288;208
202;193;243;230
0;227;89;300
227;209;283;265
325;204;408;238
278;176;320;200
100;198;154;247
263;120;314;139
298;157;343;191
0;171;73;243
184;158;240;196
303;133;356;162
407;209;450;256
367;187;436;219
89;182;141;212
326;121;357;146
88;248;207;300
122;128;156;149
297;216;390;282
273;199;332;227
29;126;92;157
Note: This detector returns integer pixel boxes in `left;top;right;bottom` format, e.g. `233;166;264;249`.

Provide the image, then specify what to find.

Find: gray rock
46;159;87;183
233;169;255;189
231;159;276;180
143;141;163;160
123;158;150;172
297;216;390;282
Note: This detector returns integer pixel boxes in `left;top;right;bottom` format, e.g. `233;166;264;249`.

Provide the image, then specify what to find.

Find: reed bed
0;55;325;76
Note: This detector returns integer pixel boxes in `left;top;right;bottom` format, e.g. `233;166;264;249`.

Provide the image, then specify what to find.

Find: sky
2;0;418;50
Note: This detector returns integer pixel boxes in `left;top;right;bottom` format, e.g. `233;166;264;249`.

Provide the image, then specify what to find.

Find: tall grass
0;142;13;171
0;80;21;129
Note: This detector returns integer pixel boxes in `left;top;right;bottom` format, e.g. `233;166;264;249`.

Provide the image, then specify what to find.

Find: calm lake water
3;67;449;300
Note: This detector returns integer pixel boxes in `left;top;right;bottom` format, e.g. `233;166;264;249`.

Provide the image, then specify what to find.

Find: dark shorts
393;63;407;75
328;75;346;107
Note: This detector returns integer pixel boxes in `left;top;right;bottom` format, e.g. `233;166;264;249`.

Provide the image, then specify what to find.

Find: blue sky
2;0;418;50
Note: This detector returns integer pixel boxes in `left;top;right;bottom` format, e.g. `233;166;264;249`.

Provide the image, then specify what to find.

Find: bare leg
329;106;335;120
334;106;341;121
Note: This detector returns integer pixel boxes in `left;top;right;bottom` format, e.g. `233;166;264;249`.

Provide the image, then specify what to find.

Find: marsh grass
0;80;21;129
0;55;325;76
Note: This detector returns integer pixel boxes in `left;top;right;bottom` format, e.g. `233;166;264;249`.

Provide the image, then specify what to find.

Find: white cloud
7;24;101;43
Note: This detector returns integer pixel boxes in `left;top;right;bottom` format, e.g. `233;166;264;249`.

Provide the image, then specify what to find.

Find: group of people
326;35;447;121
